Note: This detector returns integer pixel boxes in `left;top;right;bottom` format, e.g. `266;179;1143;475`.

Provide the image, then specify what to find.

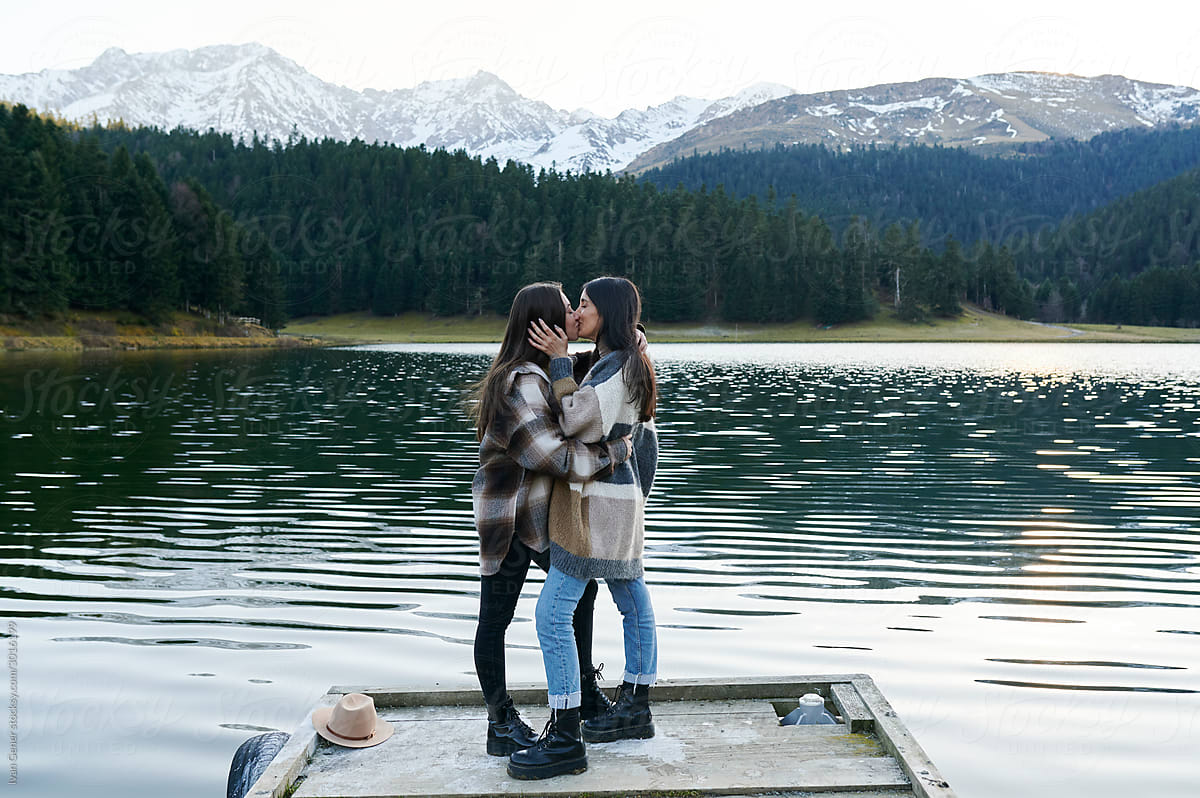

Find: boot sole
506;755;588;780
487;738;535;757
582;722;655;743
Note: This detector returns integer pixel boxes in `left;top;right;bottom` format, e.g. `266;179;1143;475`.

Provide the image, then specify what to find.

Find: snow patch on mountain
1127;82;1200;123
806;104;842;117
698;82;794;123
850;95;949;115
968;72;1086;95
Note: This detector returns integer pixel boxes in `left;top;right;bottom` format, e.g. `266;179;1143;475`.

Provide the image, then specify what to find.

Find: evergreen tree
168;179;244;319
127;152;179;320
932;236;965;317
840;218;876;322
0;105;70;314
894;223;928;320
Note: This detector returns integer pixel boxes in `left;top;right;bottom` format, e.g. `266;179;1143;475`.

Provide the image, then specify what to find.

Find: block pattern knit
547;352;659;580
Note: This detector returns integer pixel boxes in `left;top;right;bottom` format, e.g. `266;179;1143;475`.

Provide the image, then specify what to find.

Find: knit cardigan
471;363;631;576
547;351;659;580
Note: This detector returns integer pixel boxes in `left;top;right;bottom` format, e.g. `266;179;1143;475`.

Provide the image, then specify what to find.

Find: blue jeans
474;537;599;707
536;566;657;708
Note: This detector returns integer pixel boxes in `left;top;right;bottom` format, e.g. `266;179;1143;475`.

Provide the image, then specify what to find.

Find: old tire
227;731;290;798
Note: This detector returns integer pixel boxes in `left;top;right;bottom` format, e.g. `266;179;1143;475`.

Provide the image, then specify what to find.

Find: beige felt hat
311;693;394;748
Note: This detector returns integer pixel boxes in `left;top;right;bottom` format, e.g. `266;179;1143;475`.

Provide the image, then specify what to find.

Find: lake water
1;342;1198;797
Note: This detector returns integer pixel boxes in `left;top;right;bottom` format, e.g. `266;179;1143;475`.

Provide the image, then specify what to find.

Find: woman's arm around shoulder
506;372;629;480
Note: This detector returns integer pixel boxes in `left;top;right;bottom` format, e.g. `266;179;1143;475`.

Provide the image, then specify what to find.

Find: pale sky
3;0;1199;117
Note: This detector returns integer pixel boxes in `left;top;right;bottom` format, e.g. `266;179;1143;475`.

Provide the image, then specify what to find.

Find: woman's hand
610;434;634;464
528;318;570;358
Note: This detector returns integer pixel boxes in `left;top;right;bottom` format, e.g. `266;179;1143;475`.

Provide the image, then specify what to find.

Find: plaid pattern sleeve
506;373;624;481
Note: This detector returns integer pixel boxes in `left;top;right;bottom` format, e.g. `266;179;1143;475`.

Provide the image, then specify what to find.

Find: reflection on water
1;343;1198;798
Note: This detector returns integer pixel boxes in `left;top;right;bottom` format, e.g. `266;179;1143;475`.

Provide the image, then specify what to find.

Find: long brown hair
470;282;568;440
584;276;657;421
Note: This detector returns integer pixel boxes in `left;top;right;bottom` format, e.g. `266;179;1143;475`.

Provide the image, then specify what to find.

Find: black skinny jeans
474;537;599;708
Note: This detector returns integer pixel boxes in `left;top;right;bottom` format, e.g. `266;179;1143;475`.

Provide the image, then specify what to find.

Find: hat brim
311;706;395;748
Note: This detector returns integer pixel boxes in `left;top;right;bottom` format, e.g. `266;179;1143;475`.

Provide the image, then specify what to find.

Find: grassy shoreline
6;306;1197;352
0;310;325;352
281;304;1200;345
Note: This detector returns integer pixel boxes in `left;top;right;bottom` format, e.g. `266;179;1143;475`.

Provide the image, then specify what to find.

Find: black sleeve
573;350;597;382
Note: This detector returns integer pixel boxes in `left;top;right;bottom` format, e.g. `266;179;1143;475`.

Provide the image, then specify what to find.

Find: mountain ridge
0;43;793;173
4;43;1199;176
625;72;1200;172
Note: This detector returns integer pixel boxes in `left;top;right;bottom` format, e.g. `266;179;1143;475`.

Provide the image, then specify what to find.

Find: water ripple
3;343;1199;798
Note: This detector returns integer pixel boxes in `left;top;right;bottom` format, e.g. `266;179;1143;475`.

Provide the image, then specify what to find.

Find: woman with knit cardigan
508;276;660;781
469;282;632;757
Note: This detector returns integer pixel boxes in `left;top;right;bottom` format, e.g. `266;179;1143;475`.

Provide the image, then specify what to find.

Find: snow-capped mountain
6;44;1197;176
0;43;794;173
626;72;1200;172
1;44;367;142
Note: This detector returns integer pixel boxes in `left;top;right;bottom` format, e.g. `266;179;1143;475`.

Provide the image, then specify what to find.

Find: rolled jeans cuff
623;671;657;686
547;690;582;709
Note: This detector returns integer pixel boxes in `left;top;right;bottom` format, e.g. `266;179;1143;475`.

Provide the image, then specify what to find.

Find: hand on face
528;318;570;359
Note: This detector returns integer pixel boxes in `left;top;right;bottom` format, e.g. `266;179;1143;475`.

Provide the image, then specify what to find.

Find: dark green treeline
639;126;1200;249
6;103;1196;327
1020;167;1200;325
76;121;995;324
0;104;286;326
640;127;1200;326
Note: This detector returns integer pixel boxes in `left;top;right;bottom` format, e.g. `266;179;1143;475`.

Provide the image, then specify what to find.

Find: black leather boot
579;663;614;722
486;698;539;756
582;682;654;742
506;707;588;780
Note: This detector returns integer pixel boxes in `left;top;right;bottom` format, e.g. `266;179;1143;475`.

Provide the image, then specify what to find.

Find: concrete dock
247;674;955;798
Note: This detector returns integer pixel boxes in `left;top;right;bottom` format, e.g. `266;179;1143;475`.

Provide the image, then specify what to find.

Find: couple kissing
470;276;659;780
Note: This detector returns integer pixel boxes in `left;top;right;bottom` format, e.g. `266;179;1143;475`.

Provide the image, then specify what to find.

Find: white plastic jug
781;693;836;725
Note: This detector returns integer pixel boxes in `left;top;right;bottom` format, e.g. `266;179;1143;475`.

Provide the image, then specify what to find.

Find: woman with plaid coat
509;276;659;781
469;282;631;757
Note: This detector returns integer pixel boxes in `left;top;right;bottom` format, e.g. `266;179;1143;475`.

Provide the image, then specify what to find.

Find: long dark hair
470;282;567;440
584;276;657;421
